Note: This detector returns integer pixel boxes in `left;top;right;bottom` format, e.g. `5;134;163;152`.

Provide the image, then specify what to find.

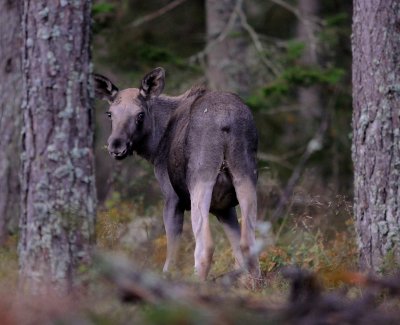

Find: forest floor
1;190;400;324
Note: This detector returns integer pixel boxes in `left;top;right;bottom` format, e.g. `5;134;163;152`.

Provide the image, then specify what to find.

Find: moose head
94;67;165;160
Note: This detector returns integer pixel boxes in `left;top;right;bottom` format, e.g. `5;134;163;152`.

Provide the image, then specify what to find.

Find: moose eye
137;112;144;123
106;111;111;119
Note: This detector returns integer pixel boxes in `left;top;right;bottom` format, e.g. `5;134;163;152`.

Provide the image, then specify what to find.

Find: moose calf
94;68;260;280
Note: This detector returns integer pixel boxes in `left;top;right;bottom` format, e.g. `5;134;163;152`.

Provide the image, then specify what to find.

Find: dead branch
268;0;322;26
129;0;188;28
258;152;293;169
236;2;281;76
271;87;341;221
97;253;400;324
95;253;275;312
189;0;281;77
268;0;322;64
269;0;302;20
189;0;241;65
271;118;327;221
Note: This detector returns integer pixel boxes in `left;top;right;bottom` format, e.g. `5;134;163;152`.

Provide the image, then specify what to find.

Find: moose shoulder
94;67;260;280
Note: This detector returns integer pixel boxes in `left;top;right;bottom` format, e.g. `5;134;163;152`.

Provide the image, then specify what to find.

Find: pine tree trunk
19;0;96;293
0;0;22;244
352;1;400;271
206;0;250;97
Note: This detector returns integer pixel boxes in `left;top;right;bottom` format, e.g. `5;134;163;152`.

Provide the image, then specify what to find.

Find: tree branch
189;0;241;65
271;110;329;221
268;0;322;63
129;0;188;28
258;152;293;169
236;2;281;76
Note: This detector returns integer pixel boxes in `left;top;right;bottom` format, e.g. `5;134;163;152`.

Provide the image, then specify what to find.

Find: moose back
94;68;260;280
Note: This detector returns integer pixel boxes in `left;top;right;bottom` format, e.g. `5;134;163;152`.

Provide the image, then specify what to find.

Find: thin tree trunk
0;0;22;244
352;1;400;271
206;0;250;97
297;0;321;122
19;0;96;294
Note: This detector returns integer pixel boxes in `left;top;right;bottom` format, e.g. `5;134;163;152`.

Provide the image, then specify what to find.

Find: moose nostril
111;138;122;150
108;138;128;158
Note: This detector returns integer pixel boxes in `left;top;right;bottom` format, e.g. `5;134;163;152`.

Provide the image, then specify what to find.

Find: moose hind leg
234;178;260;277
227;147;260;278
189;180;216;280
215;208;245;270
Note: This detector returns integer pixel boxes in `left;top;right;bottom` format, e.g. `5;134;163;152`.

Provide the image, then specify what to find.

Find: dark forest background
93;0;353;220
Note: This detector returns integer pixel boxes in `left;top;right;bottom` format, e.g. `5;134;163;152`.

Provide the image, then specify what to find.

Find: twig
271;87;340;221
258;152;293;169
236;1;281;76
269;0;302;20
190;0;281;77
271;112;328;221
269;0;321;25
96;252;273;310
97;253;400;324
269;0;321;64
189;0;241;65
129;0;188;28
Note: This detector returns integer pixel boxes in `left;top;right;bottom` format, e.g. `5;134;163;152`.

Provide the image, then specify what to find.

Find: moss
47;51;59;76
52;26;61;38
54;163;74;179
63;43;72;52
47;144;62;161
38;27;51;40
38;7;49;19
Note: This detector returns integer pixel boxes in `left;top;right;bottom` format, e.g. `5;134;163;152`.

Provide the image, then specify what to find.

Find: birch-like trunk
19;0;96;293
352;1;400;271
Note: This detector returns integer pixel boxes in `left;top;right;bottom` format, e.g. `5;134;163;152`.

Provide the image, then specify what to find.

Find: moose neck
134;94;183;163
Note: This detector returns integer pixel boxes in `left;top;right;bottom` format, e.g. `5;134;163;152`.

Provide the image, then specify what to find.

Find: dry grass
0;188;373;324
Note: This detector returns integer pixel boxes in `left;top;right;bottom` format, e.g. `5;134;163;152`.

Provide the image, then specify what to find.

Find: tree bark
297;0;321;122
352;1;400;271
206;0;250;97
0;0;22;244
19;0;96;293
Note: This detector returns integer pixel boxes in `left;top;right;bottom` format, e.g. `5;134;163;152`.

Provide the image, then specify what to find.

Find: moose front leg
162;197;184;273
154;166;184;273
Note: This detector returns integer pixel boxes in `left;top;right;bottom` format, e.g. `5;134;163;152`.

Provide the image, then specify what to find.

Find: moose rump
94;67;260;281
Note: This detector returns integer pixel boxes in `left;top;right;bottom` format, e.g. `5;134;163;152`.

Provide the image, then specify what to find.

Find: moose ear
139;67;165;99
93;73;119;103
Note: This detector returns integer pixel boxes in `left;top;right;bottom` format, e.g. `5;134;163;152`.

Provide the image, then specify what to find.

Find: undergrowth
96;189;357;291
0;190;360;324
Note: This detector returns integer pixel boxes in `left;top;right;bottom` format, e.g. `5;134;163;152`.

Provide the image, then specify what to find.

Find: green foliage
262;80;289;97
261;66;345;99
283;66;345;87
325;12;349;27
137;44;185;66
285;40;306;62
92;2;115;15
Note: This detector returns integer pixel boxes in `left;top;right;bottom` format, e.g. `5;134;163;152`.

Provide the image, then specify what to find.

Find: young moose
94;68;260;280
